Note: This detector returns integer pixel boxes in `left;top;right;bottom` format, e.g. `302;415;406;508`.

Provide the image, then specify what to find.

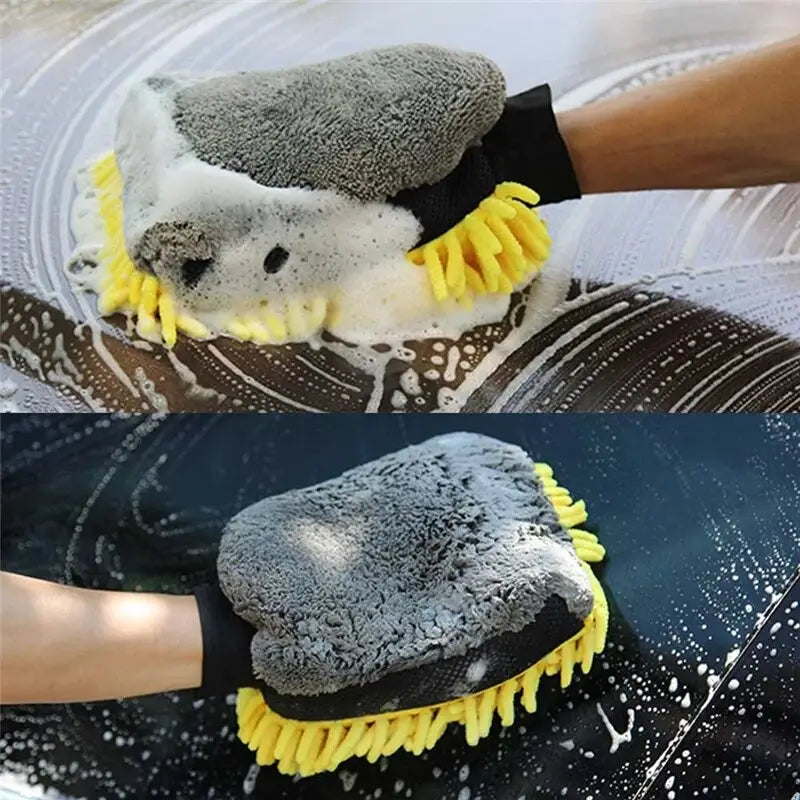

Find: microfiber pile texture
170;44;506;201
218;432;593;697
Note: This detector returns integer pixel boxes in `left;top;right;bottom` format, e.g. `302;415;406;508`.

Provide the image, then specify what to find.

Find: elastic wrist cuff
193;583;256;695
483;83;581;204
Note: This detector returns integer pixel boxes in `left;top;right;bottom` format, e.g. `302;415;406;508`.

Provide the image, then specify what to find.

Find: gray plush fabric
171;44;506;201
132;221;214;279
218;432;593;697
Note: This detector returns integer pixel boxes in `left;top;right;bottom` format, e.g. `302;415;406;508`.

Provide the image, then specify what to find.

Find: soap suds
339;770;357;791
466;660;488;684
242;763;259;795
595;703;635;754
559;739;575;751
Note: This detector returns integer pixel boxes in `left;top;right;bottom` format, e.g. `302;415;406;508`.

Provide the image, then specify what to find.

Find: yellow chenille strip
86;152;329;348
407;181;552;303
235;462;608;778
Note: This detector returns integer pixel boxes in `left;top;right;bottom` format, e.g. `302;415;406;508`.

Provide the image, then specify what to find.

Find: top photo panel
1;0;799;413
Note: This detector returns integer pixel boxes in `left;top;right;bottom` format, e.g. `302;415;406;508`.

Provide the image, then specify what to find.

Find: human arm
0;571;203;703
0;571;256;704
556;34;800;195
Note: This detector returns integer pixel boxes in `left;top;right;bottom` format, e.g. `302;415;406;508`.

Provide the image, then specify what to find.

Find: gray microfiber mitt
217;432;594;699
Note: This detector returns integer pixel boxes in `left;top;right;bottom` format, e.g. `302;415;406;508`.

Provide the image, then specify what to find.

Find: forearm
557;35;800;195
0;572;203;704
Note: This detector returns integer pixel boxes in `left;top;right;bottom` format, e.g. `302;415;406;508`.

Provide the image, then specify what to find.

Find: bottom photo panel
0;413;798;800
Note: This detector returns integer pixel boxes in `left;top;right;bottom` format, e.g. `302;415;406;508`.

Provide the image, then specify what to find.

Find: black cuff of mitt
483;83;581;205
193;583;260;696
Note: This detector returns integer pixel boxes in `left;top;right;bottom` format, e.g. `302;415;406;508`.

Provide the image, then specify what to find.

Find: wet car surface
1;1;799;413
1;413;798;799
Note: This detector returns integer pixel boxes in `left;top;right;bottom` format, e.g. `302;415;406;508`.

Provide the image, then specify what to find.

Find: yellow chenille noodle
88;153;330;348
406;181;552;304
235;462;609;778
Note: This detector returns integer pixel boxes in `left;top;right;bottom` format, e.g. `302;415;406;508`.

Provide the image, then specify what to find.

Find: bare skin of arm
0;571;203;704
557;35;800;195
